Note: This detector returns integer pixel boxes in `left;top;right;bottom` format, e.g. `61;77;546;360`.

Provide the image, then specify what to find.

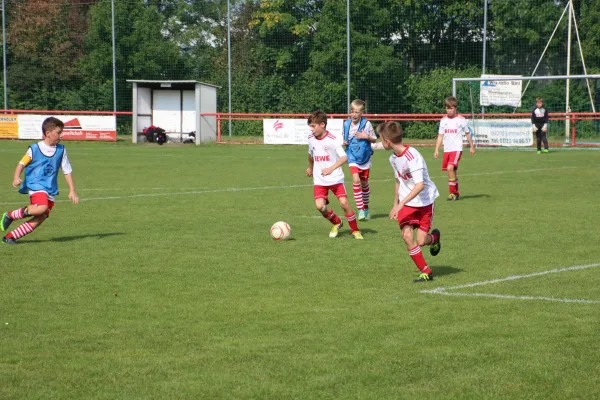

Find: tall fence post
2;0;7;111
111;0;117;114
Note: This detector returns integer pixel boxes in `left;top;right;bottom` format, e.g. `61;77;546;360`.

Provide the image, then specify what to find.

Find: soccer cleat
447;193;457;201
542;149;549;153
430;228;441;256
351;231;364;240
364;209;371;220
413;273;434;283
358;209;366;221
1;212;13;232
329;221;343;238
537;150;541;154
2;236;18;245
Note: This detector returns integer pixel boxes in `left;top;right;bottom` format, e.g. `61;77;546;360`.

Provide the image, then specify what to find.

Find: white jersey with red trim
308;131;346;186
438;115;468;152
389;146;439;207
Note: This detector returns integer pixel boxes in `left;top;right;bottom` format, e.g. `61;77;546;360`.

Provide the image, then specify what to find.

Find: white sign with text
466;119;532;147
263;119;344;146
480;75;523;107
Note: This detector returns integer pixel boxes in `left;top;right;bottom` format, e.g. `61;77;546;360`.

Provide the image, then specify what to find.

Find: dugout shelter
127;80;219;145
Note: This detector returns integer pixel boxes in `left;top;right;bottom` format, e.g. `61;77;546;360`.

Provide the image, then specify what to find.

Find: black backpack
143;126;167;145
155;130;167;145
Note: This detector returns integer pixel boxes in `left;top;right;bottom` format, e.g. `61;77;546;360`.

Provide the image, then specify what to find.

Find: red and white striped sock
448;178;458;195
6;222;35;240
408;246;432;274
345;212;359;232
352;183;364;210
428;232;439;246
8;207;26;220
325;210;341;225
361;183;370;209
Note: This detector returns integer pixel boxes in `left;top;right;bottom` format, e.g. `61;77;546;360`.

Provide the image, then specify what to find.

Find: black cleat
2;236;18;245
430;229;441;256
413;273;434;283
1;212;13;232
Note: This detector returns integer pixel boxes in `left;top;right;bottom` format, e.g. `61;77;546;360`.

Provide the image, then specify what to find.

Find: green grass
1;141;599;399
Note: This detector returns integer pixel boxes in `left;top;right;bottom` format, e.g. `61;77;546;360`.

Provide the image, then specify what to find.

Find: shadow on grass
358;228;378;235
457;194;491;200
431;265;463;277
366;213;390;220
22;232;125;244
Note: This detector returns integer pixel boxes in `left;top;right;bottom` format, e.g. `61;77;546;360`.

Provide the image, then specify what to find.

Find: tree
6;0;94;109
78;0;189;111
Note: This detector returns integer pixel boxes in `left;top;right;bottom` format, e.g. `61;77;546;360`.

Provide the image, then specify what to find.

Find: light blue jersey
19;143;64;196
343;117;374;165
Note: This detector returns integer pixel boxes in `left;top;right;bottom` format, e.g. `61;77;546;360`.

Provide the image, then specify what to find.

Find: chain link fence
1;0;598;139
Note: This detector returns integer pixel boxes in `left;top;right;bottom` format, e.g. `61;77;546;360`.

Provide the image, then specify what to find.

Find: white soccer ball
270;221;291;241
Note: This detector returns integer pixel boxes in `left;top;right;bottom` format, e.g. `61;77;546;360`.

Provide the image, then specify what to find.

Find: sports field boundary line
421;262;600;304
0;165;581;205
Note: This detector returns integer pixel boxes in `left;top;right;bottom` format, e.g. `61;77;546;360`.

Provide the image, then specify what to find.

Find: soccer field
1;141;599;399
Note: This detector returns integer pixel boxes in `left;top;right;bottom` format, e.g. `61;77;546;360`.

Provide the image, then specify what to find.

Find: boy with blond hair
343;99;377;220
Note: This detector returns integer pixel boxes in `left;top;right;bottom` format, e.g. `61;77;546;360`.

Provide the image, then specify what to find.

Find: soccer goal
452;74;600;147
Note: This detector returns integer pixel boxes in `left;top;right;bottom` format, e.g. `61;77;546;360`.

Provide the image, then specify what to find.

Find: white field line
422;291;600;304
421;263;600;304
0;166;580;205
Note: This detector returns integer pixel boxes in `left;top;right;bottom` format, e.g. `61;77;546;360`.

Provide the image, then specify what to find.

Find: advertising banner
0;115;19;138
264;119;344;146
466;119;533;147
18;114;117;141
480;75;523;107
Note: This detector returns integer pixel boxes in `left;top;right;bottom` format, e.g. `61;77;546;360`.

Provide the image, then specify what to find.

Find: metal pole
481;0;488;115
227;0;232;137
111;0;117;113
454;74;600;83
346;0;350;112
2;0;7;110
565;0;573;144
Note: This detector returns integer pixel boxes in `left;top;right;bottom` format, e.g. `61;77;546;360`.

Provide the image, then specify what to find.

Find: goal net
452;75;600;147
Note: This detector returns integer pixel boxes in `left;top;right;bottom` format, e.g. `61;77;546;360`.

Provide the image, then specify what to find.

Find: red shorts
30;192;55;217
442;151;462;171
314;183;348;203
397;203;434;233
349;166;370;181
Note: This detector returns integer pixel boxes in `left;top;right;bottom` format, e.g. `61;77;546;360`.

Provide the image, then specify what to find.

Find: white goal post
452;74;600;143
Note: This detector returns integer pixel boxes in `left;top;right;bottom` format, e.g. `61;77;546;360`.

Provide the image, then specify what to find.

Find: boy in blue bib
2;117;79;244
343;99;377;220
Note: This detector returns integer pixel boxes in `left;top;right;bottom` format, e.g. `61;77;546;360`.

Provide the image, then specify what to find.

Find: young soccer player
343;99;377;221
306;110;363;240
434;96;475;201
532;96;549;154
1;117;79;244
378;121;441;283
